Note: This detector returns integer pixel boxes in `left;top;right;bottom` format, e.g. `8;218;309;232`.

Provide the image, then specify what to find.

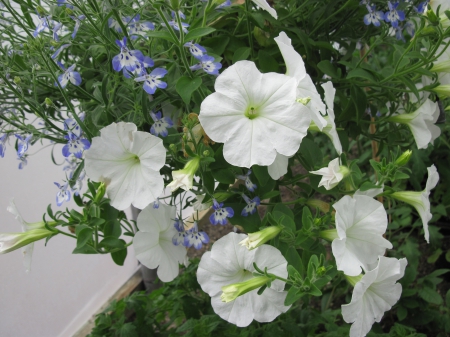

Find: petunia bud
427;8;440;25
394;150;412;166
221;276;271;303
94;182;106;203
239;226;282;250
0;228;54;255
432;84;450;98
167;156;201;192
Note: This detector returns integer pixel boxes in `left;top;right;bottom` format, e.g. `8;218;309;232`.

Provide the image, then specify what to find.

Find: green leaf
232;47;251;63
100;237;126;249
146;30;176;43
298;138;322;170
286;246;304;277
347;68;376;82
111;248;128;266
272;203;294;219
176;76;202;105
427;248;443;264
261;190;280;200
446;289;450;308
211;168;235;184
317;60;340;78
419;286;443;305
76;227;93;249
258;50;280;73
72;245;97;254
307;283;322;296
252;165;270;186
185;27;216;41
397;306;407;321
284;286;303;306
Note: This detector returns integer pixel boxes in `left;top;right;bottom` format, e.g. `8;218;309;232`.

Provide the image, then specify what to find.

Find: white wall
0;141;138;337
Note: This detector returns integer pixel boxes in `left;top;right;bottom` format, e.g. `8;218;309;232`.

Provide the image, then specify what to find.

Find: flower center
245;106;259;120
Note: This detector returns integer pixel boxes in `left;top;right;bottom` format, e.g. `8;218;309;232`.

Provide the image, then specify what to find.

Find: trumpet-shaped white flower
167;157;200;192
319;82;342;155
239;226;282;250
252;0;277;19
387;99;441;149
332;195;393;276
342;256;407;337
197;232;290;327
84;122;165;210
133;203;187;282
274;32;327;130
310;158;349;190
431;38;450;73
429;0;450;28
391;165;439;243
199;60;310;168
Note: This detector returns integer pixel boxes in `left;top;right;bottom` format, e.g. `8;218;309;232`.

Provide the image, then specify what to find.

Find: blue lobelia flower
190;55;222;75
124;56;154;78
172;219;187;246
184;41;207;60
64;117;83;138
34;13;51;37
51;44;71;60
241;194;260;216
112;37;145;74
395;25;405;42
62;133;90;159
0;133;8;158
54;182;71;206
149;111;173;137
163;20;189;33
236;169;257;192
184;221;209;249
363;4;384;26
71;15;85;39
52;22;63;41
17;156;28;170
414;1;428;14
63;156;78;178
384;1;405;28
135;68;168;95
57;63;82;88
216;0;231;10
129;14;155;40
153;197;160;209
171;10;186;20
210;199;234;225
15;134;32;157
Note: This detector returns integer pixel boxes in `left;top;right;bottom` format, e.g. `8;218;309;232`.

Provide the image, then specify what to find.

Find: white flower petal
268;153;289;180
252;0;277;19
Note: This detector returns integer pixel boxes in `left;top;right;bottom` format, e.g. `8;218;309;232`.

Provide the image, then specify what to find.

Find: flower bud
432;84;450;98
319;229;339;242
203;150;210;157
0;229;54;255
167;156;201;192
394;150;412;166
221;276;271;303
13;76;21;84
94;182;106;203
239;226;282;250
306;199;331;213
426;8;440;26
45;98;53;106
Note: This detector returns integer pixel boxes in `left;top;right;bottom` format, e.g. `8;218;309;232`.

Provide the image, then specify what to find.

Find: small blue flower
53;22;63;41
184;221;209;249
15;134;32;157
70;170;85;196
51;43;71;59
54;182;71;206
112;37;145;73
129;14;155;40
71;15;85;39
171;10;186;20
34;13;51;37
237;169;257;192
210;199;234;225
64;117;82;138
184;41;207;60
414;1;428;14
57;64;82;88
135;68;168;95
216;0;231;10
172;219;187;245
395;25;405;42
384;1;405;28
163;20;189;33
63;156;78;177
0;133;8;158
18;155;28;170
241;194;260;216
149;111;173;137
190;55;222;75
363;4;384;26
153;197;160;209
62;133;90;159
108;18;123;32
57;0;73;9
124;56;154;78
405;21;415;36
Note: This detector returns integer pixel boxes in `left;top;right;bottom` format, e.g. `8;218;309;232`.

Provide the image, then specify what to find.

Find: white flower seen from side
391;165;439;243
199;60;311;168
197;232;291;327
84;122;165;211
331;194;393;276
342;256;407;337
310;158;349;190
133;203;187;282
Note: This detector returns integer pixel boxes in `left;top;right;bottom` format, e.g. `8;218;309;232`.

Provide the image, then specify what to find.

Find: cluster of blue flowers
54;156;86;206
172;220;209;250
184;41;223;75
0;132;32;169
62;113;90;159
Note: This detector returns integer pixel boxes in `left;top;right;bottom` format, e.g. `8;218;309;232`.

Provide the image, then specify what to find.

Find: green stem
245;0;254;60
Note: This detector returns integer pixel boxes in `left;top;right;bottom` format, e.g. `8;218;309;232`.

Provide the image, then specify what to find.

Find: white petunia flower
268;152;290;180
429;0;450;28
274;32;327;130
342;256;407;337
310;158;349;190
252;0;277;19
133;203;187;282
197;232;291;327
167;156;200;192
391;165;439;243
387;99;441;150
319;82;342;155
84;122;166;211
199;60;310;168
332;195;393;276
